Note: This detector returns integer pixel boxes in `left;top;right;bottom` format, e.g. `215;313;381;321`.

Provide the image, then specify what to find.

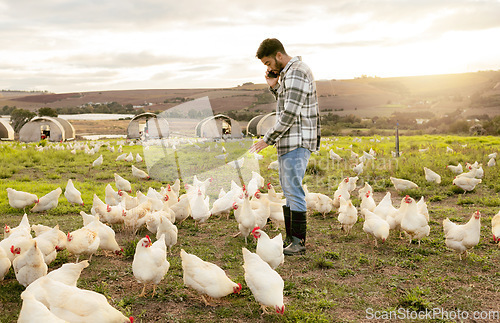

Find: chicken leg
139;283;147;297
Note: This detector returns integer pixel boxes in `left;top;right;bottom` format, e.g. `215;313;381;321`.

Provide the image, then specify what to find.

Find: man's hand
265;70;279;88
249;139;269;153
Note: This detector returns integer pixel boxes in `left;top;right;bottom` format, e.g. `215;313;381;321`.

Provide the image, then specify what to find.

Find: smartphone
267;70;279;78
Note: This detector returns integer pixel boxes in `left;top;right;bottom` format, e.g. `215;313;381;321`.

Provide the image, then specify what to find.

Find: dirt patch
71;119;130;136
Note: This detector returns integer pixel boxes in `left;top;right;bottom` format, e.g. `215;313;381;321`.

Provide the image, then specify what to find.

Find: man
250;38;320;255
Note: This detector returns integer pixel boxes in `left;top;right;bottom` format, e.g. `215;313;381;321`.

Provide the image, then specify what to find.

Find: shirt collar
281;56;301;77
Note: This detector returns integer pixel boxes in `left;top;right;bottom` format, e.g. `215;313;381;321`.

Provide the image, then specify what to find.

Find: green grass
0;136;499;322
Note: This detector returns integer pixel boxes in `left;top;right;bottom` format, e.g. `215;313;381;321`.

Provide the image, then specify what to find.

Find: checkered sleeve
263;69;309;146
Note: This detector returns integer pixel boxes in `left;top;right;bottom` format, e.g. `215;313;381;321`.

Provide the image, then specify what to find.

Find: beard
273;57;284;73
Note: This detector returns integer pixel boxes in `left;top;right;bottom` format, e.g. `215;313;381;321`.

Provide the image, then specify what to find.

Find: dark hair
256;38;287;59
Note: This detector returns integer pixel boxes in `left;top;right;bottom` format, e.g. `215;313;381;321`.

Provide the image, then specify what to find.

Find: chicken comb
4;224;9;232
252;226;260;235
267;182;272;189
145;235;151;243
167;184;171;191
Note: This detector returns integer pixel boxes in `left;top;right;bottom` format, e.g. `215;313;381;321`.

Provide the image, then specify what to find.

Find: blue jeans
278;147;311;212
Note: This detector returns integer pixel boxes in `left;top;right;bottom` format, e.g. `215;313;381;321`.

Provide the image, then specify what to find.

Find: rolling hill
1;70;499;118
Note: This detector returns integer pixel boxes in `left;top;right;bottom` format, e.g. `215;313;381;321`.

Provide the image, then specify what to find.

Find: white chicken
94;203;126;225
390;177;418;191
361;209;390;247
123;200;153;233
64;179;84;206
358;182;373;198
266;183;284;203
0;225;32;262
115;153;127;161
209;187;237;218
234;194;256;244
443;210;482;259
302;185;333;217
171;178;181;197
423;167;441;184
4;213;30;239
0;246;11;281
246;171;265;196
136;153;143;163
161;184;178;207
360;190;376;213
446;163;463;174
13;240;48;287
92;154;103;167
171;195;192;223
242;247;284;315
124;152;134;162
252;227;284;269
133;235;170;297
131;165;149;180
6;188;39;210
66;227;100;262
105;184;120;206
353;161;364;175
491;210;500;246
31;187;62;212
268;160;279;170
114;173;132;193
487;157;496;167
329;149;343;161
189;189;211;226
180;249;241;305
372;192;399;230
332;179;350;208
400;195;430;245
118;190;139;210
18;292;68;323
35;278;133;322
24;260;90;307
29;225;60;265
84;216;122;255
191;175;213;196
155;216;178;254
416;196;430;222
345;176;359;192
452;176;481;192
337;196;358;235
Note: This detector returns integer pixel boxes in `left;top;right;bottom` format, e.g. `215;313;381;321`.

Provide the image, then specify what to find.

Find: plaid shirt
263;56;321;156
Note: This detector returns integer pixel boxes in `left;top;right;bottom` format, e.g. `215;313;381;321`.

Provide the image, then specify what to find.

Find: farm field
0;134;499;322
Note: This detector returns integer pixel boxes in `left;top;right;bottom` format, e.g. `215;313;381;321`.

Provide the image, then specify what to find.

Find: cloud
57;52;182;69
1;0;499;92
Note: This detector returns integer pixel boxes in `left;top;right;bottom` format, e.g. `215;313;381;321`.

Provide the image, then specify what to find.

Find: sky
1;0;499;93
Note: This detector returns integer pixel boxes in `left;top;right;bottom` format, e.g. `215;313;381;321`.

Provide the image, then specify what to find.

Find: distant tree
1;105;16;115
469;124;486;136
38;107;58;117
10;109;36;132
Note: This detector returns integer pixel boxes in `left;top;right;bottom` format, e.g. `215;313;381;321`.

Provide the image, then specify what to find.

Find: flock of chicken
314;146;498;257
1;140;292;321
1;138;499;322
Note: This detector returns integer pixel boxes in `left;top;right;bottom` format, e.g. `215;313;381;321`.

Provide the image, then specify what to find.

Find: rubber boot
282;205;291;248
283;211;307;255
